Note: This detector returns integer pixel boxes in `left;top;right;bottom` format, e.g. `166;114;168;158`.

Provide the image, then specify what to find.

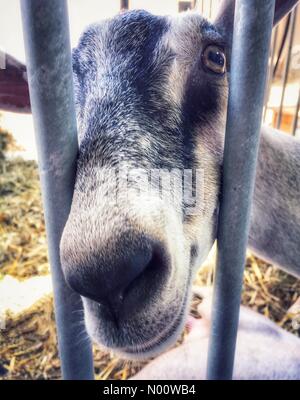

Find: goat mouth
120;314;184;359
117;285;190;359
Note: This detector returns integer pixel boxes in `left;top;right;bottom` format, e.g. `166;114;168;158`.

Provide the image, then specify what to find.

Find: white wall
68;0;121;47
129;0;178;15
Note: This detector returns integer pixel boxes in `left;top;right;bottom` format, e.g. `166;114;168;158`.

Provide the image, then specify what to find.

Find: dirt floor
0;156;299;380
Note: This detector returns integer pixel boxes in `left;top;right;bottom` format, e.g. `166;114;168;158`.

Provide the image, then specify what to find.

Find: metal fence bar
292;88;300;136
20;0;94;380
276;7;297;129
209;0;213;18
263;26;278;122
273;13;291;77
206;0;275;380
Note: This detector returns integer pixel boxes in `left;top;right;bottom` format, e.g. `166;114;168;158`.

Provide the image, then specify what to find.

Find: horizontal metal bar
20;0;94;380
206;0;275;380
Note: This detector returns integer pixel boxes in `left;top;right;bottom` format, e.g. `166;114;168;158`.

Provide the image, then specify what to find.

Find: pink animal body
133;289;300;380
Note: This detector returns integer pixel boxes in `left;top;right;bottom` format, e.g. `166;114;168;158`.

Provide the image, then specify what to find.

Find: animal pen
17;0;299;380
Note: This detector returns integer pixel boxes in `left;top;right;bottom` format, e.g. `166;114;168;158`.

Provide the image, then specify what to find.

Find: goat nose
63;236;154;308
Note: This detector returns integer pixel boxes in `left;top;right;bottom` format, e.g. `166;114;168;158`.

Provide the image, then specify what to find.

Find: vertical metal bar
292;88;300;136
270;26;279;82
273;14;291;78
206;0;275;380
120;0;129;10
276;7;297;129
20;0;94;380
263;26;278;122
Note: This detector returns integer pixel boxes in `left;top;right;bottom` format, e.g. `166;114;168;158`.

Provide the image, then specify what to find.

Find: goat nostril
121;245;169;307
63;236;168;319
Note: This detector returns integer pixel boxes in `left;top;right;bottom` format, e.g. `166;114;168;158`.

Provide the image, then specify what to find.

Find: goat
1;0;299;361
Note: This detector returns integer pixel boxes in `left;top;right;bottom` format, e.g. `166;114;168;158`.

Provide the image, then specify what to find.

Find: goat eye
201;45;226;75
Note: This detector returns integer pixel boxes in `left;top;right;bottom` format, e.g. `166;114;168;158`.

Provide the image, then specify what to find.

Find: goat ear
214;0;299;46
273;0;300;25
0;52;31;113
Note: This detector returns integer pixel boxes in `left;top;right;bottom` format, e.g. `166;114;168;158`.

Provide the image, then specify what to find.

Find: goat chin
132;297;300;380
81;271;195;360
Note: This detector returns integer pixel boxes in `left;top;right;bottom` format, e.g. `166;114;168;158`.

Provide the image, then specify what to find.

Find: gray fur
60;10;226;358
250;126;300;277
59;9;300;359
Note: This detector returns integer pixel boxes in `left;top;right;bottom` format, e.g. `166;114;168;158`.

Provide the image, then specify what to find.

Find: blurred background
0;0;300;380
0;0;300;159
